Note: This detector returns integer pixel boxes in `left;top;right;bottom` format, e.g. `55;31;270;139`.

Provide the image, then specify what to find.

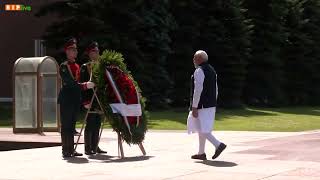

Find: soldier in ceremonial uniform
58;38;95;158
80;41;107;155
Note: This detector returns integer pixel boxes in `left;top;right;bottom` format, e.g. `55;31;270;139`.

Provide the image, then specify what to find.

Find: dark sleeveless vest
190;62;217;110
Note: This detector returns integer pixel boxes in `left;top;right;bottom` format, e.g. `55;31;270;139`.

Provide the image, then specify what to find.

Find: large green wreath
92;50;148;145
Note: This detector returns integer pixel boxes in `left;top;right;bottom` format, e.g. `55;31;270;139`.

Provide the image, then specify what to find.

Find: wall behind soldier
0;0;58;101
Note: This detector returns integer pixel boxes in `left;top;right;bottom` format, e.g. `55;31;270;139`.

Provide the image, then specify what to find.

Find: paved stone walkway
1;130;320;180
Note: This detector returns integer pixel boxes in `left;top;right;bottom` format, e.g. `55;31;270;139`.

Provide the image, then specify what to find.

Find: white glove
86;81;95;89
84;103;91;109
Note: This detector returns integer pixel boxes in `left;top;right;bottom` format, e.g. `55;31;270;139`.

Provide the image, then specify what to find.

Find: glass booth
13;56;60;133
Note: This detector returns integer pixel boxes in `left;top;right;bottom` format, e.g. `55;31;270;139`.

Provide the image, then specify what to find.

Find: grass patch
2;105;320;132
148;107;320;132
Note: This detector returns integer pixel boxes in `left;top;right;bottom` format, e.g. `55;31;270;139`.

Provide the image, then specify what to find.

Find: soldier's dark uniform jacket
58;61;87;105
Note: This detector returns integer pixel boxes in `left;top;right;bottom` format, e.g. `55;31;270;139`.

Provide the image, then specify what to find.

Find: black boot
73;151;83;157
96;147;107;154
68;134;83;157
92;130;107;154
84;131;94;155
61;134;72;158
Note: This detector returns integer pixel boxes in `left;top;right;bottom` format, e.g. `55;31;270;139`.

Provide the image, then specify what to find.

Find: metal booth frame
13;56;61;134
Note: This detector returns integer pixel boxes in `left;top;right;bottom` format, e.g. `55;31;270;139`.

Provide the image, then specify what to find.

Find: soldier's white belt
109;103;142;116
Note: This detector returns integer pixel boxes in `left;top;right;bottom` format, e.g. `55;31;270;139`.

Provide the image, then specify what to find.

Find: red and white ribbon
105;69;132;135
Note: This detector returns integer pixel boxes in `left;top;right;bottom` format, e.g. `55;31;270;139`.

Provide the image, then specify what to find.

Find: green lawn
1;105;320;132
148;107;320;131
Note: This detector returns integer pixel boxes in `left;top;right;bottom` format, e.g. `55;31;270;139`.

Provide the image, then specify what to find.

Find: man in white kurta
187;50;226;160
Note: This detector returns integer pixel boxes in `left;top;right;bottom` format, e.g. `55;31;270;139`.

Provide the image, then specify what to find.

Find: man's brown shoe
191;153;207;160
212;143;226;159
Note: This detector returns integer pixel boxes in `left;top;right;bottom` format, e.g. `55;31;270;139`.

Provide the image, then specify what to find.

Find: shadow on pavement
103;155;154;163
64;155;153;163
196;160;238;167
88;154;115;160
66;157;89;164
